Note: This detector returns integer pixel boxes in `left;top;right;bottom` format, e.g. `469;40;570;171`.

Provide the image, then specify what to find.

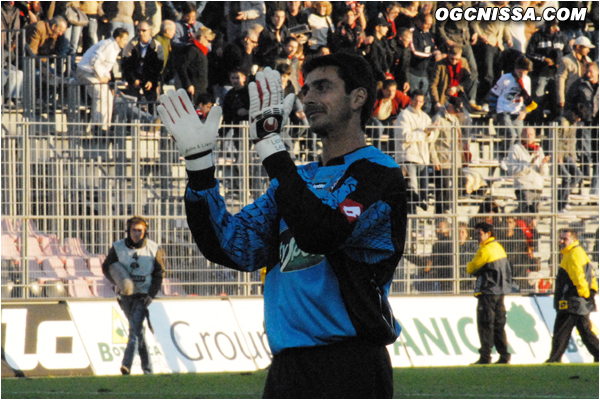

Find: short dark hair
196;93;214;106
475;222;494;236
113;27;129;40
302;53;376;130
275;63;293;75
560;228;578;240
126;215;148;232
410;89;426;98
448;45;463;56
382;79;397;90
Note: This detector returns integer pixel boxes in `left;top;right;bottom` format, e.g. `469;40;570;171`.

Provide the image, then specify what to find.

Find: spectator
225;1;266;45
430;96;465;215
81;1;101;53
195;92;214;122
364;17;393;82
555;104;588;213
436;1;480;110
497;215;535;291
395;1;418;30
121;22;164;105
430;45;475;113
505;127;550;214
395;89;437;213
284;1;309;30
275;37;302;92
329;6;364;54
256;8;290;68
459;222;478;293
307;1;334;52
132;1;159;35
488;56;536;161
557;36;594;109
379;2;401;42
25;16;68;56
101;1;135;39
221;29;259;82
370;79;410;150
172;3;204;50
391;28;412;94
526;19;571;120
154;19;177;87
409;12;440;114
75;28;130;135
472;1;511;106
176;27;214;104
431;219;454;292
566;63;599;197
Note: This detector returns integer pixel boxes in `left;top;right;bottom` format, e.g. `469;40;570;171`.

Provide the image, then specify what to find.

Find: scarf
447;60;462;93
521;141;539;153
191;38;209;55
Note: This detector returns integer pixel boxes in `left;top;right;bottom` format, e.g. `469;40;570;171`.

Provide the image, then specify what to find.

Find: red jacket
372;90;410;120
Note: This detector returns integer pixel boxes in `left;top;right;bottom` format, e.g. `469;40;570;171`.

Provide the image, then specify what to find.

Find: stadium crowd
1;1;599;296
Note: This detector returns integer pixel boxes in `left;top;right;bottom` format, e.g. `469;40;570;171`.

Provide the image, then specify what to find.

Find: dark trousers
547;311;599;362
263;338;393;399
473;42;501;104
119;295;152;374
476;295;509;359
434;168;452;214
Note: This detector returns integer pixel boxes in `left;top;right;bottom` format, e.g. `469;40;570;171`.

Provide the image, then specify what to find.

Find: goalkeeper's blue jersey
185;146;407;354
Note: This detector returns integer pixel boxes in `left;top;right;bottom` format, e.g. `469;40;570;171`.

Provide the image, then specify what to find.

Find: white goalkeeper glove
157;89;222;171
248;67;295;161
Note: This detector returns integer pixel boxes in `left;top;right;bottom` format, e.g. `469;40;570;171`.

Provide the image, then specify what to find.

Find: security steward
546;229;599;363
102;215;165;375
467;222;513;365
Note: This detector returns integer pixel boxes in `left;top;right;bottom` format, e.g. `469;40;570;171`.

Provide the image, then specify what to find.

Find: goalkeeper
158;53;407;398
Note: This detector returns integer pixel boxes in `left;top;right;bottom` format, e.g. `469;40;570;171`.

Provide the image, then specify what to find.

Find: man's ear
350;87;368;111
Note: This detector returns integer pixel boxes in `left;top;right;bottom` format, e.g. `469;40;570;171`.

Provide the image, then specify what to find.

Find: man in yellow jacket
467;222;513;364
546;229;599;363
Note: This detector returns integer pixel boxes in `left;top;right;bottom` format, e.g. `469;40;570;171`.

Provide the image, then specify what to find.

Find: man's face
559;232;575;249
285;40;298;56
287;1;301;14
137;23;152;43
165;25;176;39
245;34;259;52
52;22;67;38
514;68;529;79
272;11;286;29
184;11;196;25
382;84;396;100
345;10;357;25
198;102;213;116
459;228;469;243
376;25;389;37
401;31;412;47
387;6;400;20
448;53;462;65
116;34;130;49
417;16;433;32
229;71;246;89
586;65;599;84
302;66;355;137
576;45;590;58
522;128;536;144
437;222;450;238
129;223;146;244
477;229;491;245
410;95;425;112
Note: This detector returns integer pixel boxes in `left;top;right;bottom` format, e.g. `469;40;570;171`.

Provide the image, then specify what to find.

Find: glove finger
248;82;261;117
204;105;223;137
172;88;192;118
160;89;181;121
157;104;177;135
266;68;283;106
255;70;269;110
177;87;196;117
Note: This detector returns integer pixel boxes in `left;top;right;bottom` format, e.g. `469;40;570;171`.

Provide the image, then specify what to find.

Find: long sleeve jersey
184;146;407;354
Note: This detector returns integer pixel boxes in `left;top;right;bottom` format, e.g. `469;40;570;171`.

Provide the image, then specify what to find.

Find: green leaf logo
506;302;539;356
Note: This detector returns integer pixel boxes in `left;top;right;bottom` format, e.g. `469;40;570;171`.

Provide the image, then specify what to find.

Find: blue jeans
559;155;582;210
496;112;523;160
119;295;152;374
110;21;135;39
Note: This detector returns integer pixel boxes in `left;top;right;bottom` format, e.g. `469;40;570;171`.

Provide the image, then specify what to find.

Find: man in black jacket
256;8;290;68
176;27;214;104
365;17;393;82
122;22;164;104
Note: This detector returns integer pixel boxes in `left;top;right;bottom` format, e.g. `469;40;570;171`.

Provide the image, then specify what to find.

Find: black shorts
263;338;394;399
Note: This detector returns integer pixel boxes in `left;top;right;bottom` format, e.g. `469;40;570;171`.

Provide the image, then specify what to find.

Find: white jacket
77;38;122;79
394;106;436;164
506;142;549;190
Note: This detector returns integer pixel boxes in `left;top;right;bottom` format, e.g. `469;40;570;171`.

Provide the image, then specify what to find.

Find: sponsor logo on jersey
279;228;325;272
339;198;364;222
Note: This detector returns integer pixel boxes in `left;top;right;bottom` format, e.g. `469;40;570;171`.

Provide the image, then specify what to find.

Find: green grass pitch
2;364;598;399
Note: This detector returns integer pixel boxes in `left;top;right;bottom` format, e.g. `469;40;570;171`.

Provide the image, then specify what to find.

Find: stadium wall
2;295;598;377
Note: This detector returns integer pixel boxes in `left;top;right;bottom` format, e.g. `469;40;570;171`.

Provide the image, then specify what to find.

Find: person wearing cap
430;96;466;215
364;17;393;82
157;53;407;398
488;55;536;161
176;27;214;104
102;216;165;375
557;36;595;109
525;19;572;120
467;222;513;365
